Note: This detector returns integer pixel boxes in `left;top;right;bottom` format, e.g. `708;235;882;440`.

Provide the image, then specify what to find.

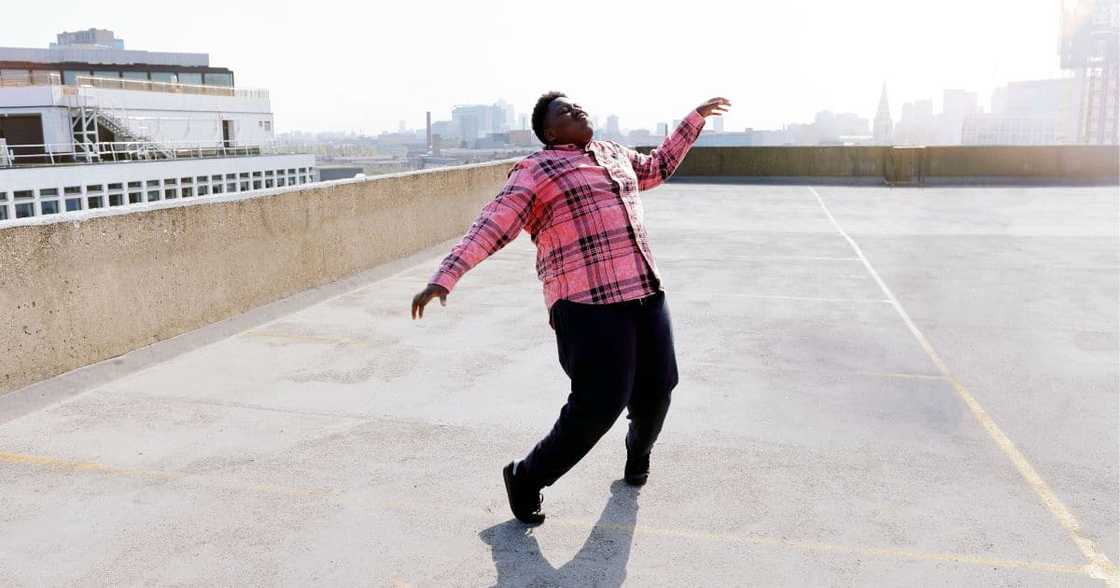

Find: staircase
68;96;174;161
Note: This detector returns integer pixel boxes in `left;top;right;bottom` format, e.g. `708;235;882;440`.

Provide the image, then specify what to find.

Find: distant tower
873;83;894;144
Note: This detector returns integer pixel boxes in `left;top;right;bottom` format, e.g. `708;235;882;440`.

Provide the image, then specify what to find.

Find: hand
411;284;449;320
695;97;731;118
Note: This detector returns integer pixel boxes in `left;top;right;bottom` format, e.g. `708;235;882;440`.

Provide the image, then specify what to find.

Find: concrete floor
1;183;1117;586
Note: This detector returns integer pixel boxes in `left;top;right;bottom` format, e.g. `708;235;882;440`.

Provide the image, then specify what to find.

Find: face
543;97;594;145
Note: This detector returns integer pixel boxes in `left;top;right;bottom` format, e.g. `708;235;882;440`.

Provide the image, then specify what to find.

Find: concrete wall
0;160;514;394
668;145;1120;184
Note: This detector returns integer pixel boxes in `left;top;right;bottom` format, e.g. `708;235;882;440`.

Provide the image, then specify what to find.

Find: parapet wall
0;160;514;394
668;145;1120;184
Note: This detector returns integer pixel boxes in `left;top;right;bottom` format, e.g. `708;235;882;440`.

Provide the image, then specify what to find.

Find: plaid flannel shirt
429;110;705;319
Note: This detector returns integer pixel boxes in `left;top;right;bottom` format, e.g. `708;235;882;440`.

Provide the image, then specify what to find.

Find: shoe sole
503;463;544;525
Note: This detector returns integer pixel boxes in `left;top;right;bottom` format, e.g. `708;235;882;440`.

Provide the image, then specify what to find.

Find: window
150;72;177;83
86;196;103;209
93;70;120;79
108;183;123;191
15;203;34;218
203;72;234;87
129;192;143;204
226;182;237;192
277;178;286;187
253;180;262;190
65;198;82;211
211;184;224;194
63;70;91;85
181;187;193;198
288;168;296;174
177;72;202;85
240;181;250;191
14;190;33;200
86;184;103;193
239;172;250;179
128;181;142;189
40;201;60;215
122;71;148;82
180;177;193;185
252;171;262;177
65;185;81;195
165;189;177;199
265;170;274;176
164;178;178;186
197;185;209;196
265;179;274;189
299;168;307;174
40;188;58;197
109;194;124;206
0;206;7;220
146;180;160;188
0;192;6;202
211;175;222;182
147;191;161;202
0;69;30;84
197;176;209;183
226;173;237;180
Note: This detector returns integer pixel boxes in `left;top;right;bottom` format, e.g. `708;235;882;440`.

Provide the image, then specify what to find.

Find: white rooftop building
0;30;316;223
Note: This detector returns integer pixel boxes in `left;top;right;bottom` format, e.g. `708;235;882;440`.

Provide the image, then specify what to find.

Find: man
411;93;731;524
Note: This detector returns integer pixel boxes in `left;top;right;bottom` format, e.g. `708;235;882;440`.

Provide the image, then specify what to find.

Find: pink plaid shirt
430;110;705;320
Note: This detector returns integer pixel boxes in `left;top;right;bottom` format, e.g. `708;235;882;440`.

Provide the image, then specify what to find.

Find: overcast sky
8;0;1068;134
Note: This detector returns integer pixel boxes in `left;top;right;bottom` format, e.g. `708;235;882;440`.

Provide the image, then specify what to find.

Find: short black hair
532;91;566;145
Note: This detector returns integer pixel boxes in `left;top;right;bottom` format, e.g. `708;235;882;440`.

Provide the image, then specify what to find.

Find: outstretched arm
626;97;731;191
411;160;537;319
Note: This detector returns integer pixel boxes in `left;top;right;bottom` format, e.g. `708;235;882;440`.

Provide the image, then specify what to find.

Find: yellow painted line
0;451;321;498
0;450;1098;580
809;187;1119;586
685;360;946;382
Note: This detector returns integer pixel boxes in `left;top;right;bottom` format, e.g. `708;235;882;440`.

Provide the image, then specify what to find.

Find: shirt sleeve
626;110;706;191
428;160;537;292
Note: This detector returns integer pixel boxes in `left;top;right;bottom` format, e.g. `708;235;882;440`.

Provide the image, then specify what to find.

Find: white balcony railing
76;76;269;99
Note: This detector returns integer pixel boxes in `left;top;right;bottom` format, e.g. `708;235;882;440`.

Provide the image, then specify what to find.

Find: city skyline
8;0;1068;134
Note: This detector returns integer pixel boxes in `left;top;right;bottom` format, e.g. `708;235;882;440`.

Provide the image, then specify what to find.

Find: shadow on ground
480;480;640;587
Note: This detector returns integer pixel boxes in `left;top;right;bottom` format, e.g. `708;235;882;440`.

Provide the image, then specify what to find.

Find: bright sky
8;0;1068;134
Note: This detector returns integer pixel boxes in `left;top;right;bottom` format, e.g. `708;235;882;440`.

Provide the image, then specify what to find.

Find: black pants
520;290;679;488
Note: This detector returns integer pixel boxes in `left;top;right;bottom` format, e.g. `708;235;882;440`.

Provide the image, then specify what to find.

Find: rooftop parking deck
1;180;1116;585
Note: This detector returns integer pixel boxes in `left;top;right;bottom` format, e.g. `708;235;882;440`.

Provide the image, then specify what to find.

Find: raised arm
412;160;537;319
626;97;731;191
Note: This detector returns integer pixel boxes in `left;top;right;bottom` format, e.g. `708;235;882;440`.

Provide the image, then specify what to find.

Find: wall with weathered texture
0;160;514;394
667;145;1120;184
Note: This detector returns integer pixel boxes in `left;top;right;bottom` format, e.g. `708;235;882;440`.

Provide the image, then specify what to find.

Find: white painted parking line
807;186;1119;585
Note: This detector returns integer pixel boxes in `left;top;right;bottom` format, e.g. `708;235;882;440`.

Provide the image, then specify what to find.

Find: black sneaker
624;444;650;487
502;461;545;525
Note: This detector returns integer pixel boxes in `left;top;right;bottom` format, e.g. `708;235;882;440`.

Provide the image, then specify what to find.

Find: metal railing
1;140;285;167
0;73;266;99
76;76;269;99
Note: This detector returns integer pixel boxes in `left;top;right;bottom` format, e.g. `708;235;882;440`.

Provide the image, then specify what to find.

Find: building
450;101;516;146
0;30;315;223
711;116;724;133
937;89;980;144
51;28;124;50
966;78;1080;145
894;100;936;145
873;83;893;144
1061;0;1119;144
